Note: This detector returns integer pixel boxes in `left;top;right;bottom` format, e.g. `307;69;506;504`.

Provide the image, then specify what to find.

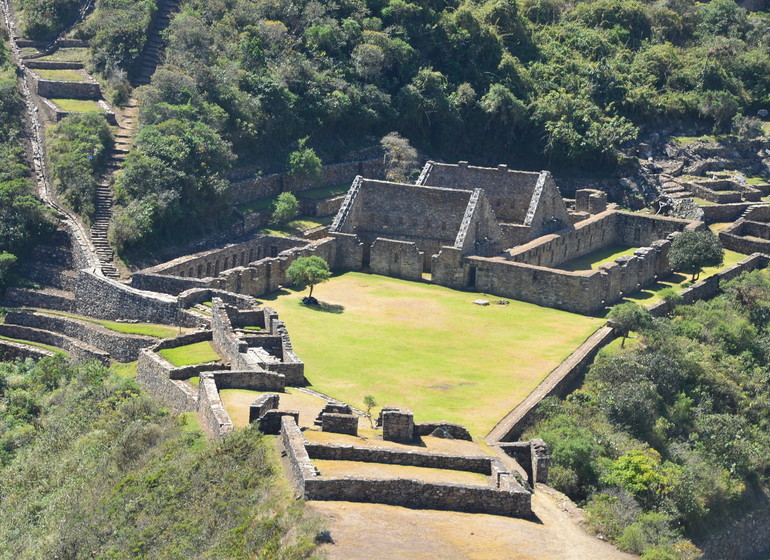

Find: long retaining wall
0;339;55;361
198;375;235;439
74;269;201;327
305;443;495;474
136;349;199;412
0;323;109;364
4;310;155;362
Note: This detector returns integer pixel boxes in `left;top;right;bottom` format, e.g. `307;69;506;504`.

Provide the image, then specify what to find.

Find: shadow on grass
300;300;345;314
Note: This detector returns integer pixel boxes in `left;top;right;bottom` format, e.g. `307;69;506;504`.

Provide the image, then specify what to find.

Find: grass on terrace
559;245;638;271
37;47;88;62
34;68;87;82
158;341;220;367
0;335;68;356
37;309;183;338
259;272;602;436
623;248;746;307
50;99;102;112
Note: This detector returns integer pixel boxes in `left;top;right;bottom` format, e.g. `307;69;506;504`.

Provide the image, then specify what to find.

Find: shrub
270;192;299;225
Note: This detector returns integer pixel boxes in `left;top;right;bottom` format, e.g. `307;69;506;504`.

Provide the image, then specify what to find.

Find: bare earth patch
313;460;490;486
308;486;635;560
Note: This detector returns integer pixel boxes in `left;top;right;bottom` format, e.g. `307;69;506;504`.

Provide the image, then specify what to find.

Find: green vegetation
286;256;332;299
606;302;651;347
38;47;89;62
47;112;114;225
0;357;321;558
0;335;67;356
288;137;322;185
111;360;138;378
528;269;770;558
17;0;81;40
50;98;104;112
0;39;53;291
74;0;157;95
560;245;638;271
270;192;300;226
262;272;600;435
624;249;744;306
39;309;182;338
33;68;88;82
256;217;332;237
158;340;220;367
668;230;724;281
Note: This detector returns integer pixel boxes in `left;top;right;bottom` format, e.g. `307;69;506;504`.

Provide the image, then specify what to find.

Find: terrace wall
29;70;101;99
135;349;199;412
198;375;234;439
4;310;155;362
74;270;201;327
0;323;109;363
229;159;385;205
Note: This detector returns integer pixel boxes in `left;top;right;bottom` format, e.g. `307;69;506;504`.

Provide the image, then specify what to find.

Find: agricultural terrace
260;272;601;436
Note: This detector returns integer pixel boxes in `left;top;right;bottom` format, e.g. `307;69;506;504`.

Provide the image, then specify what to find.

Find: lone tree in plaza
607;302;652;347
285;255;331;302
668;230;724;281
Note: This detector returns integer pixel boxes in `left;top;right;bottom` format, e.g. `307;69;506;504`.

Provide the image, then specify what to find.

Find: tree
668;230;724;281
0;251;17;289
287;137;322;185
607;302;652;347
363;395;378;428
269;192;299;225
380;132;418;181
285;256;331;301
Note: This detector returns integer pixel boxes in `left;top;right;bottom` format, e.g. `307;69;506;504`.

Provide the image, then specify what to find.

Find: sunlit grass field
259;272;602;436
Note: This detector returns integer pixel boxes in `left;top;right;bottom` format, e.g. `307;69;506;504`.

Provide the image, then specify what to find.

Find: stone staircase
131;0;179;87
89;100;138;280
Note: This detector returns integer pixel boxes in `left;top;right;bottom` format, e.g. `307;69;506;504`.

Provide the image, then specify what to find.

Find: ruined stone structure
720;205;770;254
330;177;503;272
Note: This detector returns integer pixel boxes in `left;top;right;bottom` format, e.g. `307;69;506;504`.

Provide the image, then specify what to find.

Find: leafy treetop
285;255;331;299
668;230;724;281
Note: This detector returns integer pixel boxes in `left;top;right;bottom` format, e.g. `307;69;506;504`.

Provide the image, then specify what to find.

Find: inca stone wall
229;159;385;205
198;375;234;439
0;339;55;361
136;349;199;412
29;70;101;99
74;269;200;327
369;239;423;280
0;323;109;363
305;443;495;474
4;310;155;362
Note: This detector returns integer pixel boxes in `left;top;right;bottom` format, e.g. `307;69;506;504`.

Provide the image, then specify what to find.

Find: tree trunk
308;283;314;298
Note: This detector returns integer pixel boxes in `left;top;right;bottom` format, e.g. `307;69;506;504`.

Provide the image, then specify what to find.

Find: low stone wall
25;60;84;69
130;273;208;296
198;375;234;439
497;439;551;486
320;413;358;435
4;287;75;312
211;370;285;392
249;393;280;423
152;330;212;351
177;288;256;309
0;324;109;364
305;443;494;474
304;478;531;517
648;253;770;317
414;422;473;441
136;349;198;412
281;416;318;490
301;195;346;217
0;339;55;361
4;310;155;362
700;202;754;223
29;70;101;99
75;269;201;327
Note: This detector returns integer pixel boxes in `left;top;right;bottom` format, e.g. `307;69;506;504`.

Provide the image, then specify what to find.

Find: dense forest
528;270;770;559
0;356;321;559
16;0;770;251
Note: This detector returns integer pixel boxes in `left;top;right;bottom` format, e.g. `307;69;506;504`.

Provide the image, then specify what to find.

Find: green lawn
38;47;88;62
295;184;349;200
158;341;220;367
34;68;87;82
260;272;602;436
112;361;138;378
0;335;67;356
624;249;746;306
38;309;183;338
50;99;102;112
690;197;716;207
256;217;332;237
560;245;638;271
